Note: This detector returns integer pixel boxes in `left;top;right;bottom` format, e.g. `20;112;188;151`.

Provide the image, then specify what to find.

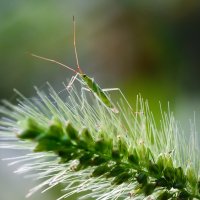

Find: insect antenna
73;16;83;74
31;53;78;74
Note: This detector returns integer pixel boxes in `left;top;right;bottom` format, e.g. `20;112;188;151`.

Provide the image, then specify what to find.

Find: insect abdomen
81;74;114;109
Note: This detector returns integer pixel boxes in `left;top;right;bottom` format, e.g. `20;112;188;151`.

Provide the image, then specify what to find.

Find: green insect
31;53;120;113
31;17;132;113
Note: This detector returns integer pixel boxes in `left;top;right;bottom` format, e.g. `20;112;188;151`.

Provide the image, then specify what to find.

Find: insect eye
82;74;86;78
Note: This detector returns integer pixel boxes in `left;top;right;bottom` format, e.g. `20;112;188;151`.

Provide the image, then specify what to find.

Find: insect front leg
66;74;79;91
58;76;77;95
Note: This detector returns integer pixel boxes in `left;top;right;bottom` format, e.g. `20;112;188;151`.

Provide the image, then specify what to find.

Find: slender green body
80;74;115;110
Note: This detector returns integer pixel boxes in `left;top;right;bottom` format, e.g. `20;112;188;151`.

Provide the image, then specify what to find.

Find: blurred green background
1;1;200;200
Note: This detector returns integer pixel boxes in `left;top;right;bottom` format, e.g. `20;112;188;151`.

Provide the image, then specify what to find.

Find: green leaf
173;167;186;189
92;164;110;177
128;148;139;166
186;165;198;188
95;138;110;153
178;190;191;199
112;172;132;185
34;138;60;152
91;155;107;166
148;161;160;178
18;118;44;140
65;122;78;140
80;128;93;143
18;129;40;140
118;138;128;157
107;164;125;178
163;166;174;183
136;172;148;185
156;154;165;172
79;153;93;166
156;191;172;200
156;178;169;188
47;122;64;139
143;183;156;196
111;149;121;160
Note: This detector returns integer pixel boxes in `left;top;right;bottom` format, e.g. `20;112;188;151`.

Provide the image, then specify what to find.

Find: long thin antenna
73;16;83;74
31;53;78;74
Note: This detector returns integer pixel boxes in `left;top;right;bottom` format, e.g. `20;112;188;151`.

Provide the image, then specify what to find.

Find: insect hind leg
102;88;133;111
80;87;91;110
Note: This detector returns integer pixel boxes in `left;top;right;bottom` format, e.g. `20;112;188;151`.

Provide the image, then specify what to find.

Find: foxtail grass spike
0;81;200;200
